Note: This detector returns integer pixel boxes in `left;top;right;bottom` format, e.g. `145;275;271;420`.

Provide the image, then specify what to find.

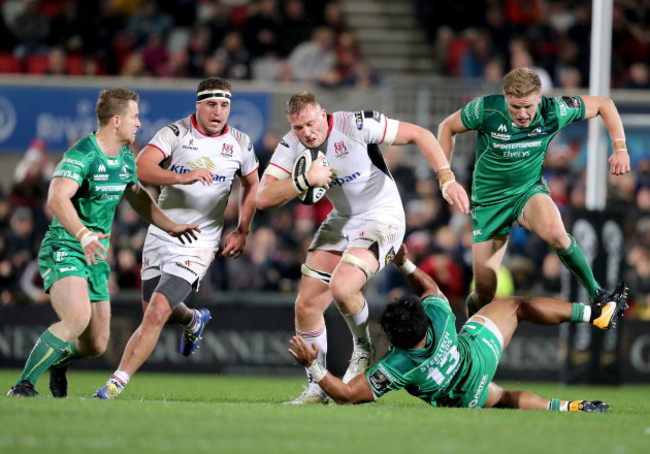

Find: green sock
549;398;562;411
55;341;84;367
570;303;585;323
16;329;69;386
555;234;600;301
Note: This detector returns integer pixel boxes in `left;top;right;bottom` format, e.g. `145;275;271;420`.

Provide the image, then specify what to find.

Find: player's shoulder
332;110;384;137
545;95;583;114
482;94;505;108
160;116;192;139
63;135;98;163
226;125;253;148
277;130;301;151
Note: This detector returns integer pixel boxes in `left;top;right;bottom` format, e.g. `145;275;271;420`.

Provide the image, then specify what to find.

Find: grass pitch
1;369;648;454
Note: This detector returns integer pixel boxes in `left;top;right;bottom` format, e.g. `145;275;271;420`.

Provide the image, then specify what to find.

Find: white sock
340;301;371;352
110;370;131;389
297;325;327;387
582;306;591;323
185;309;201;333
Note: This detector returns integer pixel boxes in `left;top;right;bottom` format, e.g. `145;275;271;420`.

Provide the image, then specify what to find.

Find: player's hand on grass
288;336;319;367
167;224;201;244
608;149;631;175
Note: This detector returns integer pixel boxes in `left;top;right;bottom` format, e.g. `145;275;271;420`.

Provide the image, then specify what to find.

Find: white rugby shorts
309;212;405;273
141;233;216;286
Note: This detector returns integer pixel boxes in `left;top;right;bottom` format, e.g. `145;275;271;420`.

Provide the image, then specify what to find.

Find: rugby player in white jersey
94;77;259;399
257;92;469;404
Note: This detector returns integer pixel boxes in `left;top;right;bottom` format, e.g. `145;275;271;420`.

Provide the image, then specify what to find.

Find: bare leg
117;292;172;375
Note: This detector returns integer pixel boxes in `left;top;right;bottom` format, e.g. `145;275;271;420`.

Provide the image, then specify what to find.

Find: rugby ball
293;149;328;205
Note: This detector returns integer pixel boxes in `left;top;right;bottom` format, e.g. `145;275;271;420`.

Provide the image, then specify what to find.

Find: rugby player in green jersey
7;88;200;397
289;244;627;411
437;67;631;317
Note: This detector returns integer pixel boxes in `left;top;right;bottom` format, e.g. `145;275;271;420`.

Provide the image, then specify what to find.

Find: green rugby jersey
460;94;585;205
366;296;477;407
43;133;138;250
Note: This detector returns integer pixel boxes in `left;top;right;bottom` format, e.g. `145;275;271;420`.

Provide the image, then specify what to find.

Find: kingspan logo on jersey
170;157;227;182
330;171;361;187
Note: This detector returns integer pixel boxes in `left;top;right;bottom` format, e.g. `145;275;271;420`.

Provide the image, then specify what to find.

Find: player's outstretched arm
124;182;200;244
392;243;446;300
581;96;631;176
393;121;469;213
136;145;215;186
288;336;376;405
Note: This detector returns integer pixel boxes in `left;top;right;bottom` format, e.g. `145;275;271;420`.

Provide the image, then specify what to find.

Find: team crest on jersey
333;140;349;158
385;247;396;266
182;138;198;151
221;143;234;157
528;127;548;137
354;111;363;130
119;164;131;180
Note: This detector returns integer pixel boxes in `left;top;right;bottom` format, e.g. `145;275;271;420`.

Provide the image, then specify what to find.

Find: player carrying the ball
257;92;469;404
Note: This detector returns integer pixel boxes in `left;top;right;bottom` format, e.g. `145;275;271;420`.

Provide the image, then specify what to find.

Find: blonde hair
96;88;139;126
286;92;320;116
503;67;541;97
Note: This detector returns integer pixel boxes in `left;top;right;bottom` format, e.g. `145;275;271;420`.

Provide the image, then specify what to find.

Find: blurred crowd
418;0;650;90
2;131;650;322
0;0;377;88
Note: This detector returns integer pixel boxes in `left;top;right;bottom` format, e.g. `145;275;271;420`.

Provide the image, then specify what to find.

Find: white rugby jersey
267;110;404;221
146;115;259;249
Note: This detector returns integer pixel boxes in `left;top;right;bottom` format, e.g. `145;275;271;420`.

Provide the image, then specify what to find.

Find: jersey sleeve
148;124;182;158
460;96;485;130
553;95;585;128
240;137;259;177
365;355;406;398
52;149;91;185
347;110;394;145
265;136;296;179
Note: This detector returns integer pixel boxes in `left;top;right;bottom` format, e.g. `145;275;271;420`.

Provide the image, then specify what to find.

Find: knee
472;282;497;307
328;277;359;306
295;295;321;321
66;311;92;337
543;226;569;250
143;301;172;328
84;336;109;357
